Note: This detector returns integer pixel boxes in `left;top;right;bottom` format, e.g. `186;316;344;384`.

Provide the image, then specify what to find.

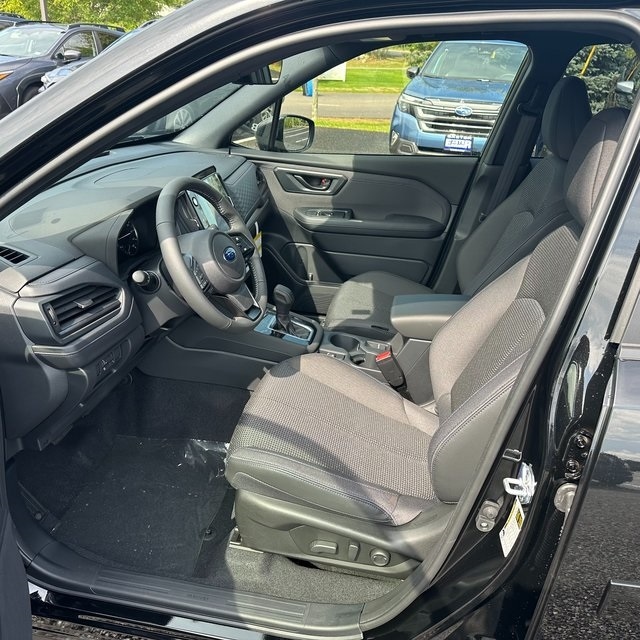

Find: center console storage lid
390;294;470;341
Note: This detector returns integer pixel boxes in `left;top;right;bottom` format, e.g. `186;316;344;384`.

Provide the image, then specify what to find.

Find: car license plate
444;134;473;153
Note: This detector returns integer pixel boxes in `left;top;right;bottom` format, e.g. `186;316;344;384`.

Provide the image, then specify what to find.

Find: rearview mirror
234;62;282;85
255;115;315;152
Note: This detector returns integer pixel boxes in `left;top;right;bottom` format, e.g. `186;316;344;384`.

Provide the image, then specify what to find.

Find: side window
566;44;638;113
96;32;119;51
58;32;96;59
233;40;528;156
533;44;638;158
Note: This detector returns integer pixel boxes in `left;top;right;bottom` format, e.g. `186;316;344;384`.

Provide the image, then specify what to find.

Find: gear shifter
273;284;296;334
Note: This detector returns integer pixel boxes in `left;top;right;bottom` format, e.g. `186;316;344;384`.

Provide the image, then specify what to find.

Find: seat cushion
227;353;438;525
323;271;432;340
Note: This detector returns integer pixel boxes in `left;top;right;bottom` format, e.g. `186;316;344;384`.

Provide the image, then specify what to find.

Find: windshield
118;83;240;143
422;41;527;82
0;26;61;57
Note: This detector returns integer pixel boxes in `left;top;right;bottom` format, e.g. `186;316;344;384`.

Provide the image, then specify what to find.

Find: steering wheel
156;176;267;332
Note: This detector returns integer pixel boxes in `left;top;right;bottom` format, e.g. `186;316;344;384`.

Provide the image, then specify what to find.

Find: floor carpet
52;436;234;578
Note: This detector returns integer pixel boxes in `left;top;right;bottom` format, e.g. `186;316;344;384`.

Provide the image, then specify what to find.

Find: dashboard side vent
0;245;29;265
43;285;121;338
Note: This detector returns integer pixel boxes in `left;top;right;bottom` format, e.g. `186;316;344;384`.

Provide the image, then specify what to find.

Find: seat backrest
456;76;592;296
428;107;628;504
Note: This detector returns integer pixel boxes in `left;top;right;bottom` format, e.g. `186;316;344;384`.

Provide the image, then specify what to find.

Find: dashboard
0;143;270;454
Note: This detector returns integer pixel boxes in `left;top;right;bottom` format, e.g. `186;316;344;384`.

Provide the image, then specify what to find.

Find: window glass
0;26;61;57
60;32;96;58
96;32;119;51
534;43;638;158
233;40;528;156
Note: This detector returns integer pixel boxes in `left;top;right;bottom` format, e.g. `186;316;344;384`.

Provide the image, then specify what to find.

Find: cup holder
329;334;361;352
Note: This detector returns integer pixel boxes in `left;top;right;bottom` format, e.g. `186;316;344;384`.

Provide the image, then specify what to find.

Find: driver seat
225;108;627;576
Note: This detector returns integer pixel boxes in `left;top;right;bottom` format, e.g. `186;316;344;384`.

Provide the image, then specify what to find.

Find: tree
404;41;438;67
566;44;638;112
2;0;190;30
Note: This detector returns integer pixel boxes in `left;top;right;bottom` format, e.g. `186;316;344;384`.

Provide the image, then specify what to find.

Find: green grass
349;53;408;68
319;67;407;93
315;118;390;132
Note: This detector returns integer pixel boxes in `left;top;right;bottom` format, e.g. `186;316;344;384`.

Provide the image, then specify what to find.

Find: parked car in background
40;21;272;137
38;58;84;91
0;21;123;118
39;22;154;92
0;12;26;30
390;40;528;155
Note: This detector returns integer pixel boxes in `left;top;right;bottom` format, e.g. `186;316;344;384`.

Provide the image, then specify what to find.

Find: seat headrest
541;76;592;161
564;107;629;226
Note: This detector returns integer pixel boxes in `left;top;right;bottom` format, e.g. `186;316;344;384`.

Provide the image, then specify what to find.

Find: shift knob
274;284;295;331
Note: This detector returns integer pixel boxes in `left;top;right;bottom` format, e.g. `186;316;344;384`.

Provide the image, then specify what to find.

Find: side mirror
63;49;81;62
616;80;634;95
406;66;419;79
255;115;315;152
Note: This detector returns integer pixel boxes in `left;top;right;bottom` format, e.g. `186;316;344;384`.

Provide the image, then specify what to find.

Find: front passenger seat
323;76;592;340
226;108;627;576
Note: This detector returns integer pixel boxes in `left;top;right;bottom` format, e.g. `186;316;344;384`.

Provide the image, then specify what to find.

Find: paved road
284;91;398;119
313;127;388;154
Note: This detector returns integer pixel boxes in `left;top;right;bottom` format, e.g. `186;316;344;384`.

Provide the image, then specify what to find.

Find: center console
315;293;471;403
318;332;394;383
250;290;471;403
254;308;320;350
144;284;469;399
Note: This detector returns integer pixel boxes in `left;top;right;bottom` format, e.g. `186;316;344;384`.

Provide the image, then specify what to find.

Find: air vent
43;285;121;338
0;245;29;264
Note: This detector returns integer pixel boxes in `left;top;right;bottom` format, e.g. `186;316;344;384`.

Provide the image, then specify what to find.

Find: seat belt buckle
375;350;406;389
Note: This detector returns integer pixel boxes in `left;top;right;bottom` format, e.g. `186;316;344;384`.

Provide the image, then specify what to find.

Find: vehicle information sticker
499;497;524;557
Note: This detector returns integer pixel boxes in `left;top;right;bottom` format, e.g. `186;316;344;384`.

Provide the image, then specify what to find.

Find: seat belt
481;87;545;221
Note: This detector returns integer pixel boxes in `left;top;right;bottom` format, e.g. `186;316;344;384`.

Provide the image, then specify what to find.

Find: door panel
240;151;477;315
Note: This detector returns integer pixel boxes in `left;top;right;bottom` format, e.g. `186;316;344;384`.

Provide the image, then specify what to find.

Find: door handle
274;167;347;195
293;174;333;191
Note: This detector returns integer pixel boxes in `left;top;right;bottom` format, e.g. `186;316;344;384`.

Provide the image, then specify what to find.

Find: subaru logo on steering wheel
223;246;237;262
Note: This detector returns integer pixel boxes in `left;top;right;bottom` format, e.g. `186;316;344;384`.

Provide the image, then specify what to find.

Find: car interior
1;9;638;638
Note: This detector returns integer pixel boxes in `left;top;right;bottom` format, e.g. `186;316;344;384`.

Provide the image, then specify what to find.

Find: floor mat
116;372;250;442
53;436;234;579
